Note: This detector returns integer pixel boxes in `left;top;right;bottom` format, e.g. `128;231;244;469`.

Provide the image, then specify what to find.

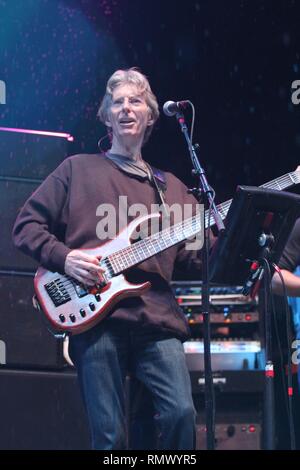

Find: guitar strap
104;151;169;217
147;164;170;218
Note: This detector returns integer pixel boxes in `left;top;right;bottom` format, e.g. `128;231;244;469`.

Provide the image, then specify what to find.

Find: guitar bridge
45;279;71;307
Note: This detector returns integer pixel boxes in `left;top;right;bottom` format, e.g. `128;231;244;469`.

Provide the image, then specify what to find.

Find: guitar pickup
74;283;89;298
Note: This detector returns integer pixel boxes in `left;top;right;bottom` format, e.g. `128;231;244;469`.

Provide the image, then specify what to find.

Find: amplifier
184;340;265;371
190;370;264;393
185;339;265;393
172;282;246;296
0;273;65;369
196;420;261;450
184;310;259;324
0;178;39;270
194;394;262;449
0;368;90;450
0;129;68;179
171;281;259;324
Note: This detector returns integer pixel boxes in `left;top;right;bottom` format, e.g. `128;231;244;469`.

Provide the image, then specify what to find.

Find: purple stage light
0;127;74;142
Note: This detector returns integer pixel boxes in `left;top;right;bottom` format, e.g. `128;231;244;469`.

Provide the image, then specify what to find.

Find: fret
262;173;293;191
205;200;231;228
182;224;192;238
156;239;163;252
110;255;118;271
114;256;122;272
174;228;182;242
159;236;168;250
146;236;157;253
148;238;155;253
278;175;289;188
217;203;229;220
191;222;201;235
262;178;282;190
133;249;141;263
141;242;150;258
162;231;172;245
128;250;135;265
134;248;141;261
107;256;117;273
290;171;300;185
118;259;126;270
191;217;199;229
132;252;140;264
158;235;165;247
149;244;158;256
113;257;120;273
149;239;158;254
175;224;182;235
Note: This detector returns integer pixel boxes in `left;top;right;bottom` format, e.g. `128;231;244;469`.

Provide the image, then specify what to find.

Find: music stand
209;185;300;449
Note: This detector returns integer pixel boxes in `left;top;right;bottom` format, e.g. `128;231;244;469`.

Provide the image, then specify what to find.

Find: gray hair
97;68;159;144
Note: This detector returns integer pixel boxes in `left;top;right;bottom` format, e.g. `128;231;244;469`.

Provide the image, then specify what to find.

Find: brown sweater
12;153;202;340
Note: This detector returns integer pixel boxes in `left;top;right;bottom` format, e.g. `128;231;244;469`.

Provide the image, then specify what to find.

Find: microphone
163;100;189;117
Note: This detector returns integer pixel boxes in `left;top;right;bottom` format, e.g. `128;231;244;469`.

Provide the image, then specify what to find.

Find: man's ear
147;113;154;126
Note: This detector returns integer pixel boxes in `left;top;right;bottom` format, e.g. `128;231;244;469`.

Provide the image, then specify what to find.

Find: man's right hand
64;250;105;286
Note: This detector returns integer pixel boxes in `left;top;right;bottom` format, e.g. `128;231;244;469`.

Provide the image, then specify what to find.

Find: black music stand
209;185;300;449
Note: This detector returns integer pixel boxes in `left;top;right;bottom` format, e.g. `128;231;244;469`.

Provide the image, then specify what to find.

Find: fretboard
205;169;300;228
106;213;202;275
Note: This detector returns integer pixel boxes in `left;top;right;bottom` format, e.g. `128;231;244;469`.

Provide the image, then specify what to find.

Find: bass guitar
34;167;300;334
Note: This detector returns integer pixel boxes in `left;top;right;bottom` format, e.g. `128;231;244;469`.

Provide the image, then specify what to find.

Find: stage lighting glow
0;126;74;141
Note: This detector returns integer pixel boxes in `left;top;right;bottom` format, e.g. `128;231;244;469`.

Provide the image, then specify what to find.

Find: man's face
106;83;153;143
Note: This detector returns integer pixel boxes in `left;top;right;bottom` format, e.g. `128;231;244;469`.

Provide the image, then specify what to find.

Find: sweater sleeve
12;159;72;274
278;218;300;272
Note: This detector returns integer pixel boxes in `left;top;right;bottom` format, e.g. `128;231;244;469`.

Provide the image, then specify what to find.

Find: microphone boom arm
175;112;225;232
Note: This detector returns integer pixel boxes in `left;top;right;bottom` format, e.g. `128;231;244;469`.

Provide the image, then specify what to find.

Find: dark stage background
1;0;300;451
1;0;300;201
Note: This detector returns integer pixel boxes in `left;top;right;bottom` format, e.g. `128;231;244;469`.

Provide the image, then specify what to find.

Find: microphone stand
175;112;225;450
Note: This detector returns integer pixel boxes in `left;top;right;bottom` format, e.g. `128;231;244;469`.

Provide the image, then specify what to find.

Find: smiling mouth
119;120;136;128
119;119;135;124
